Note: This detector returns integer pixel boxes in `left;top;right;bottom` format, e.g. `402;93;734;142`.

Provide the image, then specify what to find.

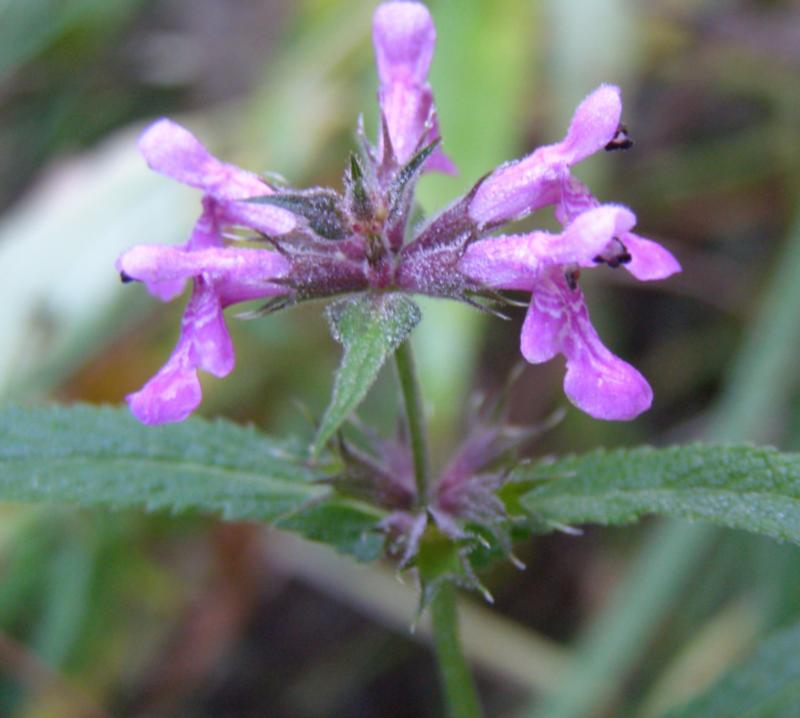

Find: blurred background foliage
1;0;799;716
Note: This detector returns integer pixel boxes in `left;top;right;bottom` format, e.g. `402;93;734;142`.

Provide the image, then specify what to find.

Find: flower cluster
331;394;536;590
118;0;679;425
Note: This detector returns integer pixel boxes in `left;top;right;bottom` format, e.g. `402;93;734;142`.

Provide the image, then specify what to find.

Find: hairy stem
431;583;483;718
394;340;430;505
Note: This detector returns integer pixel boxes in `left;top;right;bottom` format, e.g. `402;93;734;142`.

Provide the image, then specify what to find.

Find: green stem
394;340;482;716
431;583;483;718
394;340;430;505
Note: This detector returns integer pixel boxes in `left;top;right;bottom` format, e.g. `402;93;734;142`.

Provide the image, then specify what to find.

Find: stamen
593;237;631;268
605;123;633;151
565;266;581;290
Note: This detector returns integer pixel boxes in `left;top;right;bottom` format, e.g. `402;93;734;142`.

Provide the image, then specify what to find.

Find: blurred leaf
0;128;196;400
312;293;421;455
708;207;800;443
31;525;97;667
665;621;800;718
0;404;383;560
518;444;800;543
0;0;141;77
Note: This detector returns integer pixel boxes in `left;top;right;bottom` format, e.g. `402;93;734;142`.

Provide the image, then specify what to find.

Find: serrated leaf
248;189;347;240
313;294;422;456
0;405;384;560
277;500;384;563
665;621;800;717
516;444;800;543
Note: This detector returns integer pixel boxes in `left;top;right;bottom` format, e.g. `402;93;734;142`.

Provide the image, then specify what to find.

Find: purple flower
136;119;296;301
372;1;455;173
118;245;290;424
118;121;294;424
469;84;625;226
454;85;681;420
118;1;680;426
460;206;656;419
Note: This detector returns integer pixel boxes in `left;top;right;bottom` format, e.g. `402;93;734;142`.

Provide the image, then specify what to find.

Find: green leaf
665;621;800;717
0;404;384;560
517;444;800;543
313;293;422;456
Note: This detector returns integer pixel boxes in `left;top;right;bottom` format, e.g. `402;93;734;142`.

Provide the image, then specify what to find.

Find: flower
373;1;455;174
460;206;656;419
118;1;680;425
453;86;680;420
117;121;295;424
119;2;456;425
134;119;296;301
470;84;623;226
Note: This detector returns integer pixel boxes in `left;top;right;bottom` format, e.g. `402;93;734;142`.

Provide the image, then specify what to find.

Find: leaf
312;294;422;456
277;501;383;563
0;404;384;561
516;444;800;544
664;621;800;717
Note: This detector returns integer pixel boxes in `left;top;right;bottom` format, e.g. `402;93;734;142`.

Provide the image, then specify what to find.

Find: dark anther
120;271;134;283
565;268;580;291
594;238;631;268
605;123;633;152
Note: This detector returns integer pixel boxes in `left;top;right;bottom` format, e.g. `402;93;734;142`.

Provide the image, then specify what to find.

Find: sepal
248;188;349;240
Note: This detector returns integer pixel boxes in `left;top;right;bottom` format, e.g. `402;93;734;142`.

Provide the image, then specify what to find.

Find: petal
221;198;298;235
141;201;224;302
555;174;599;225
550;204;636;266
459;236;538;290
460;205;636;289
117;245;289;289
181;279;235;377
145;278;186;303
373;2;454;173
554;179;680;280
469;86;623;226
559;84;622;164
622;232;682;280
139;119;264;198
379;84;431;165
521;270;652;420
127;358;201;425
469;155;562;226
127;280;236;425
421;109;457;175
378;84;455;172
373;1;435;85
520;275;563;364
187;197;225;250
139;119;296;234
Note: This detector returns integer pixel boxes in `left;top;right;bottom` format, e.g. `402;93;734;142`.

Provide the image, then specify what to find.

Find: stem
394;340;430;505
394;341;482;716
431;583;483;718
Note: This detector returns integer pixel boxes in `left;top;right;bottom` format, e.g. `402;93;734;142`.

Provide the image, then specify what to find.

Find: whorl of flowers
117;0;679;425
